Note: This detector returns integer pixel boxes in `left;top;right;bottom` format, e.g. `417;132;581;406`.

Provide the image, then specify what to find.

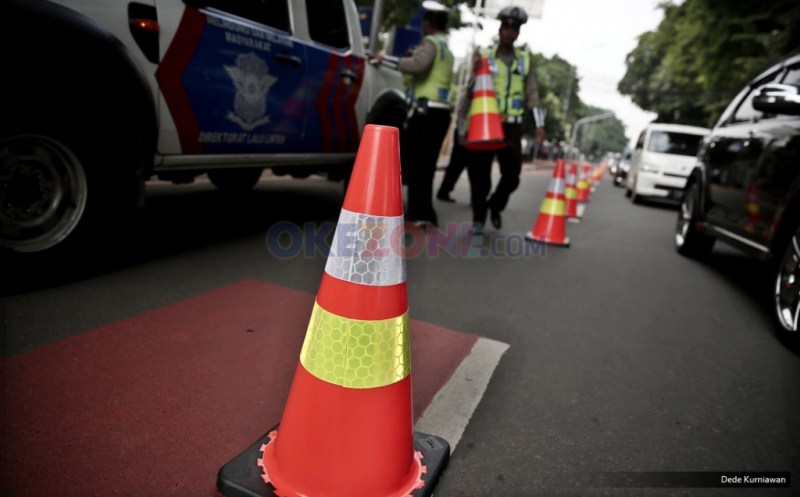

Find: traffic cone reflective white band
473;74;495;92
547;175;566;195
326;208;406;286
300;302;410;388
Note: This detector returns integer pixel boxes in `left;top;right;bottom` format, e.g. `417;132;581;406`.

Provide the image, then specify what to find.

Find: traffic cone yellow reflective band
565;187;577;200
469;96;500;116
745;203;759;214
299;302;410;389
540;198;566;216
577;180;588;189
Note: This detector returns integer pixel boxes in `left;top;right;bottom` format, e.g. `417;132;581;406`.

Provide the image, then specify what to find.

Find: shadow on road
1;178;344;297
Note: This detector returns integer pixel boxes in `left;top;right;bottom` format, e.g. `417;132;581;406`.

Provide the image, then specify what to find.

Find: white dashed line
414;337;509;453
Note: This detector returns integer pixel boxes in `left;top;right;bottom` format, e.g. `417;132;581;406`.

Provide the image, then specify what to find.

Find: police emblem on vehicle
224;52;277;131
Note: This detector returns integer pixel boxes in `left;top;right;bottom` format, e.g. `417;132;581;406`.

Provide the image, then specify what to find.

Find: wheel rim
675;186;693;247
775;228;800;332
0;135;87;252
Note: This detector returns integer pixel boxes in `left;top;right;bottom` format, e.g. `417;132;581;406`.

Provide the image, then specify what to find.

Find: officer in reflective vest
370;1;454;227
456;6;545;232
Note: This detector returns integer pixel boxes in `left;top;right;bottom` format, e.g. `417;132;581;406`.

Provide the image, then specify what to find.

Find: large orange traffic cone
564;161;580;220
576;163;590;203
526;159;570;247
585;164;595;195
464;57;506;151
218;125;449;497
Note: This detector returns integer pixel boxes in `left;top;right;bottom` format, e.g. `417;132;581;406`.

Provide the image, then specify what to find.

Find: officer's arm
525;61;545;128
397;40;436;74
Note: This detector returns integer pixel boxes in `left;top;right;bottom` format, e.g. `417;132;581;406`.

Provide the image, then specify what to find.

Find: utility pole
561;65;574;125
569;112;613;163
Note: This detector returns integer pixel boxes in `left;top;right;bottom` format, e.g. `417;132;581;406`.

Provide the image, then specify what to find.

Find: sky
447;0;665;147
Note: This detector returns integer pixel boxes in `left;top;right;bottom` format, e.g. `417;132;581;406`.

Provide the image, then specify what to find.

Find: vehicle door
748;64;800;244
300;0;367;154
156;0;307;155
628;130;646;189
705;69;782;234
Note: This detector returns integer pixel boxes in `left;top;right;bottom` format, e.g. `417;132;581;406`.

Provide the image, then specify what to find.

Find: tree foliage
619;0;800;127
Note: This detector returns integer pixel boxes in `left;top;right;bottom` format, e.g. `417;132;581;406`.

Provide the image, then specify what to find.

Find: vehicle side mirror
752;84;800;116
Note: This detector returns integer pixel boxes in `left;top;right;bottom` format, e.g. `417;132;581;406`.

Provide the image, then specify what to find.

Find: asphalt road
2;168;799;496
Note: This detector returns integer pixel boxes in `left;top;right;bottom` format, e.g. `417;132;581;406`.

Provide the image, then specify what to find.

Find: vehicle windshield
647;131;703;157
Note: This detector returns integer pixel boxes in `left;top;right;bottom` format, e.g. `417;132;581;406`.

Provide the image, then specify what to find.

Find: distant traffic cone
526;159;570;247
583;164;594;198
218;125;449;497
742;184;761;235
464;57;506;151
564;161;580;220
576;163;590;203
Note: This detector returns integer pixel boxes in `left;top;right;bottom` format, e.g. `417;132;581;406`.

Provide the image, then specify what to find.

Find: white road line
414;337;509;453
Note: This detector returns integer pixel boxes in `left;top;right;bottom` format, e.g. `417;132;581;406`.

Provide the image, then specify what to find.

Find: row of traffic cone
525;159;604;247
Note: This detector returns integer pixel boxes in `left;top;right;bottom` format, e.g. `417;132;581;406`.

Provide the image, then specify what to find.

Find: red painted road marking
0;279;477;496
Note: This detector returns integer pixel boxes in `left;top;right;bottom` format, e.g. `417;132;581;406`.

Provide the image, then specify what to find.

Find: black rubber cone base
526;233;571;247
217;424;450;497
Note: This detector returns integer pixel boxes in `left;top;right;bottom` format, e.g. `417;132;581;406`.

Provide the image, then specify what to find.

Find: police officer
370;1;454;227
456;6;545;233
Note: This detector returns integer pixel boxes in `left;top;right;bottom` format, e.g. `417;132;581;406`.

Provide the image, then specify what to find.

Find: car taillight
128;3;159;64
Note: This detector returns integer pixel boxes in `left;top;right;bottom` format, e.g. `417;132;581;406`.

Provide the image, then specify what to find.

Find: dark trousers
466;122;523;223
438;128;467;195
401;108;451;224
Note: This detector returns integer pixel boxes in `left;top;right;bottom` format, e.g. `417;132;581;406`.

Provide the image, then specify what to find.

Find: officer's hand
472;49;482;72
368;54;384;64
535;127;545;145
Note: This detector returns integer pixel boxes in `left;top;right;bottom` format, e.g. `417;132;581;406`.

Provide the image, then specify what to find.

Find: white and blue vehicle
0;0;407;252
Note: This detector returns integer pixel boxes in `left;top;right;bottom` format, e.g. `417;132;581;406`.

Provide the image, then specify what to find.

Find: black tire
0;134;89;252
208;168;263;192
675;181;715;258
769;209;800;341
625;187;632;198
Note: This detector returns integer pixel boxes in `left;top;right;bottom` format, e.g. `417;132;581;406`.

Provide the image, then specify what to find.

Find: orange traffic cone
526;159;570;247
218;125;449;497
564;161;580;220
576;163;590;203
464;57;506;151
742;184;760;235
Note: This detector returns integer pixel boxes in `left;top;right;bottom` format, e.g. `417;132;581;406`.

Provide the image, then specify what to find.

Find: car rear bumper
636;172;687;198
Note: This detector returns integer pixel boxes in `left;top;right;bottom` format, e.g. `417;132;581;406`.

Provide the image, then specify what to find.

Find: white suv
626;123;709;203
0;0;406;252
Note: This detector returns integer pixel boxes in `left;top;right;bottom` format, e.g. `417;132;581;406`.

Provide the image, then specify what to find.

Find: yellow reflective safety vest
405;35;454;104
480;48;531;116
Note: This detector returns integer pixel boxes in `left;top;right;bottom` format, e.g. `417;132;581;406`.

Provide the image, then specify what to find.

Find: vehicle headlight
640;164;659;173
622;164;630;172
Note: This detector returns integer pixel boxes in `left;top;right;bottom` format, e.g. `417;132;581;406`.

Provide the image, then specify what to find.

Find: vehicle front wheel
208;168;263;192
0;135;88;252
772;221;800;339
675;182;714;258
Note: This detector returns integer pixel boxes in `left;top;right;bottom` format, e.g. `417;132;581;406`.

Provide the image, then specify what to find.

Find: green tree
577;106;628;157
619;0;800;126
